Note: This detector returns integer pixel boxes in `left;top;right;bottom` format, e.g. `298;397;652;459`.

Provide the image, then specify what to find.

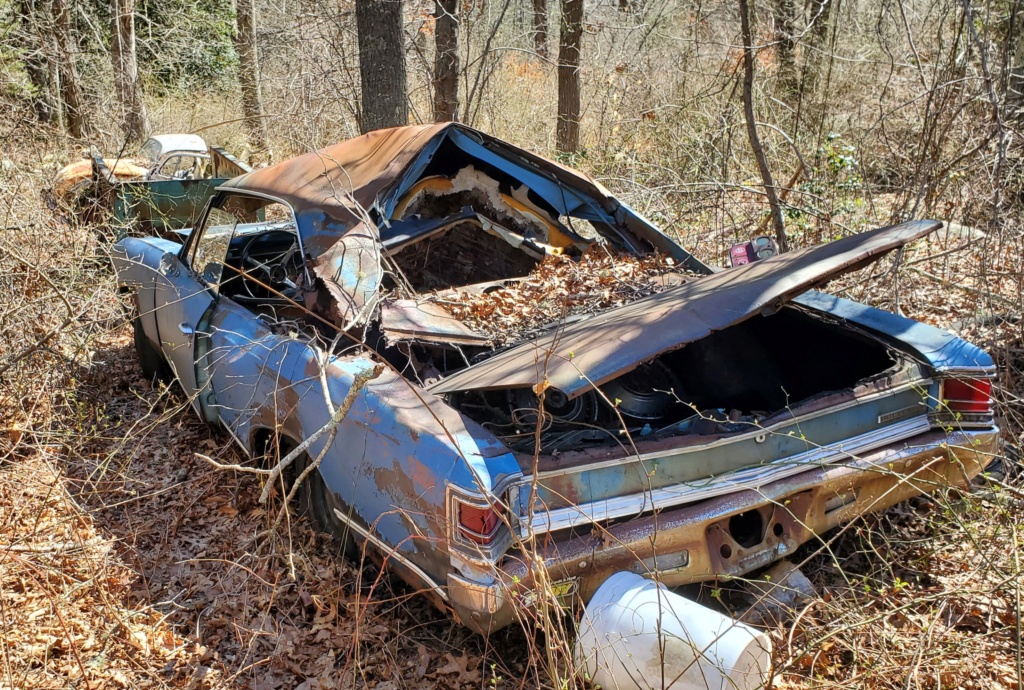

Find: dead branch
259;362;384;506
198;363;385;502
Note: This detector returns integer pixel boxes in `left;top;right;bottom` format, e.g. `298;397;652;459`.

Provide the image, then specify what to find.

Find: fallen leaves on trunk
432;246;696;344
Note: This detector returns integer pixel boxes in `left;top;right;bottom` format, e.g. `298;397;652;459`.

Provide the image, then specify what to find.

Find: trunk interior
447;305;902;456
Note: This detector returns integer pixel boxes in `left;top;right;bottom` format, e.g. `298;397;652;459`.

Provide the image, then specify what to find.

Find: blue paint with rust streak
204;298;520;581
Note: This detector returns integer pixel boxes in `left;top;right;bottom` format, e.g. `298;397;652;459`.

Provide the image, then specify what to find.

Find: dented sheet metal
381;299;492;345
310;223;382;326
429;220;941;398
112;123;1002;637
218;123;706;307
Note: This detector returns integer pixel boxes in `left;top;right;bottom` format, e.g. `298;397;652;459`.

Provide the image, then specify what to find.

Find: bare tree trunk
16;0;54;123
772;0;798;97
52;0;87;138
533;0;547;58
556;0;583;154
234;0;269;161
432;0;459;122
739;0;788;251
801;0;834;93
1008;1;1024;115
110;0;149;143
356;0;408;133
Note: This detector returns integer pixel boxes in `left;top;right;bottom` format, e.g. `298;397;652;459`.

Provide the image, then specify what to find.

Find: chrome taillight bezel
931;372;996;429
446;482;516;563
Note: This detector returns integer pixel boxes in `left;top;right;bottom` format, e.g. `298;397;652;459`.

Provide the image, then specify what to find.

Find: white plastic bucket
574;572;772;690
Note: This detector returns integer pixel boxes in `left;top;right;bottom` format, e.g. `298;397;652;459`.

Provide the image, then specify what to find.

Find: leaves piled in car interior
429;246;695;344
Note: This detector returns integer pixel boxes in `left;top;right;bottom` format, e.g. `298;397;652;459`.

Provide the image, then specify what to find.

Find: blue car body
113;124;999;633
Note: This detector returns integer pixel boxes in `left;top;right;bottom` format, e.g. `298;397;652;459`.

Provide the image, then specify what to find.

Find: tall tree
533;0;548;58
556;0;583;154
15;0;54;123
739;0;788;251
110;0;149;142
356;0;408;133
234;0;269;161
52;0;87;138
771;0;798;97
432;0;459;122
800;0;834;94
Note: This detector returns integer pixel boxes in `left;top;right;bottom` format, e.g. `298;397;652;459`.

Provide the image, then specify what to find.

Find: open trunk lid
429;220;940;398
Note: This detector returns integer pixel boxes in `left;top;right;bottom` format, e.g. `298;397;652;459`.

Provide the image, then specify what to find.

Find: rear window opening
382;162;606;293
386;217;542;293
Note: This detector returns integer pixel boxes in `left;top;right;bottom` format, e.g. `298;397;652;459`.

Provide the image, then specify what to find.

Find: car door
153;205;237;416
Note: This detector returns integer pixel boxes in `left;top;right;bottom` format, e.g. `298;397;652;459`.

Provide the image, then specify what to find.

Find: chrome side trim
518;414;934;536
333;508;448;602
932;366;997;376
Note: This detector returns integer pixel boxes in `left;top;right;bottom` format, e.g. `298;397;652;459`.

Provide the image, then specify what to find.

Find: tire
289;450;361;561
132;315;170;383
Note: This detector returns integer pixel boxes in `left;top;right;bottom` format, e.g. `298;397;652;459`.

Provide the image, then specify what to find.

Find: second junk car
112;123;1000;633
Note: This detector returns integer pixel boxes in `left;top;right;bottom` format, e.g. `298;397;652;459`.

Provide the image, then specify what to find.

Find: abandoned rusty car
112;123;1000;633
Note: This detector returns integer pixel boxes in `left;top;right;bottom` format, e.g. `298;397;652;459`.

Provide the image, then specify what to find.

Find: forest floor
1;125;1022;690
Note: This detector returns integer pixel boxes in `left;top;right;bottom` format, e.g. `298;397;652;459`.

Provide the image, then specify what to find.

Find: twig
1014;523;1022;689
1;538;107;554
258;362;383;506
198;363;385;505
906;266;1020;309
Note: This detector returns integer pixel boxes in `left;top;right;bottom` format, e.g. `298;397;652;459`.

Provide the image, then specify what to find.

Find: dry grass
1;68;1022;689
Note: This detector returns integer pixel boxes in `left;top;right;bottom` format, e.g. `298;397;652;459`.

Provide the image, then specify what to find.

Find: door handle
178;323;194;336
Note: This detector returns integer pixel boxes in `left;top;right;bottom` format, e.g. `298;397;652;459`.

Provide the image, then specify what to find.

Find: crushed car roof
217;123;685;259
429;220;942;398
217;124;706;325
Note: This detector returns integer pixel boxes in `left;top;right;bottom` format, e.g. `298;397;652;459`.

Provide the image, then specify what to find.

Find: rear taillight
941;378;993;414
456;498;505;545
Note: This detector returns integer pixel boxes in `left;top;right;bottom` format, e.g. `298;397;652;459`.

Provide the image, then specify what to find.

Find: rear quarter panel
204;298;521;583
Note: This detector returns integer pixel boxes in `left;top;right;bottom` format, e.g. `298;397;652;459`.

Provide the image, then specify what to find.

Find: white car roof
140;134;209;159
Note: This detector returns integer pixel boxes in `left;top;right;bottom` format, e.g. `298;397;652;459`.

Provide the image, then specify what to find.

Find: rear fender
204;300;520;583
112;236;184;349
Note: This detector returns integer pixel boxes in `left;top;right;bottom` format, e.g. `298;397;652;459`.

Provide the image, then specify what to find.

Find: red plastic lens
457;502;503;544
942;378;992;413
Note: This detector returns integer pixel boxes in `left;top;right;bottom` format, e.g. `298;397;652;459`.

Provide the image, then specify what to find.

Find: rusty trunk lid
428;220;940;398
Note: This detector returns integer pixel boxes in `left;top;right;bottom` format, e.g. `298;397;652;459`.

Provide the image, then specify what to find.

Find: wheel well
250;427;300;466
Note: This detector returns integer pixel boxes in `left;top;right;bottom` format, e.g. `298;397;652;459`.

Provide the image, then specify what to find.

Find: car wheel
291;451;362;561
132;315;170;383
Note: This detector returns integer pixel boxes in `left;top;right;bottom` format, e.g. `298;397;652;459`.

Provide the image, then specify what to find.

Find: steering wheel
239;231;302;291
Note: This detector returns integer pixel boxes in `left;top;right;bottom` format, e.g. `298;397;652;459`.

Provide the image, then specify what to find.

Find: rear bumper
449;427;1000;633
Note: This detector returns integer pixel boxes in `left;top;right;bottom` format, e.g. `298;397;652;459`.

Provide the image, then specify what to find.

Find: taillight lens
941;378;993;413
456;500;505;544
